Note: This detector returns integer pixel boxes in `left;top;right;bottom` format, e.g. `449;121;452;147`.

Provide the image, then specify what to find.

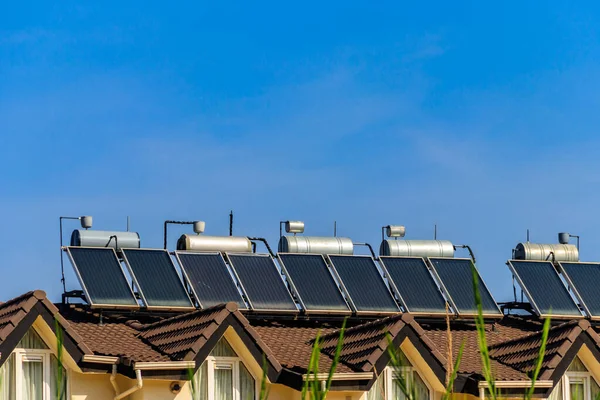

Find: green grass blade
302;330;321;400
525;315;551;400
187;367;197;400
471;262;496;400
259;354;271;400
322;319;347;397
54;318;65;400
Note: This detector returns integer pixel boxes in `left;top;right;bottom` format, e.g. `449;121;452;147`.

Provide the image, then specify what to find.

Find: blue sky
2;2;600;303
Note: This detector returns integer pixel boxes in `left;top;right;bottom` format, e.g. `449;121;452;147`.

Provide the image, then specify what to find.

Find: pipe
110;365;119;396
353;242;377;260
164;220;196;249
454;244;476;264
114;368;143;400
229;211;233;236
248;237;276;258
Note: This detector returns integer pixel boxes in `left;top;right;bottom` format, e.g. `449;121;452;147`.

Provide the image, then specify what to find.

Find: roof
0;290;93;366
3;290;600;392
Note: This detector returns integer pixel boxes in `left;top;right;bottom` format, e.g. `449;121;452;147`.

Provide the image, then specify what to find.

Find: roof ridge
0;290;41;310
317;313;404;342
141;302;235;331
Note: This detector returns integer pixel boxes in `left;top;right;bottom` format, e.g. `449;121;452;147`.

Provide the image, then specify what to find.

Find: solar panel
277;254;350;314
66;247;138;308
559;262;600;319
227;253;297;312
379;256;447;314
428;258;502;317
121;249;194;310
508;260;582;318
327;255;399;314
175;252;246;309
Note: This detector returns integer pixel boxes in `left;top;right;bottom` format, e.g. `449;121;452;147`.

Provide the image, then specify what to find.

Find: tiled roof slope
66;318;169;362
251;320;352;374
489;319;600;379
317;314;410;372
420;316;543;381
0;291;40;342
0;291;93;362
139;303;235;360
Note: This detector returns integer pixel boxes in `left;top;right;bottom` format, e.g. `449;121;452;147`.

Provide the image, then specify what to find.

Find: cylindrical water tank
514;243;579;262
177;234;252;253
285;221;305;234
278;236;354;255
70;230;140;251
386;225;406;238
380;240;454;258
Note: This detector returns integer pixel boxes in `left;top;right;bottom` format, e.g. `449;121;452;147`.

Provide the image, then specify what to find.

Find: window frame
563;372;594;400
5;332;70;400
204;354;258;400
384;365;433;400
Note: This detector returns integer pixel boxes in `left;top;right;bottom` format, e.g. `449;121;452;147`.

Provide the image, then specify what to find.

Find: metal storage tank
380;239;454;258
70;230;140;251
177;234;252;253
514;242;579;262
278;236;354;255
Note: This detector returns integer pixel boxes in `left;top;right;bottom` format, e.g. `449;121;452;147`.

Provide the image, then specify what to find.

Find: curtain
17;329;48;350
366;372;385;400
239;363;255;400
548;380;563;400
50;354;67;400
591;378;600;400
392;372;410;400
192;362;208;400
0;354;16;400
413;372;429;400
214;367;233;400
22;360;43;400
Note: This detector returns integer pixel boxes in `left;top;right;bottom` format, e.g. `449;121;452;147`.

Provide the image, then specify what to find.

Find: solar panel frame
226;253;297;313
174;251;248;310
507;260;583;319
558;262;598;319
326;254;400;315
276;253;351;315
378;256;448;316
428;257;503;318
66;246;139;309
121;248;195;311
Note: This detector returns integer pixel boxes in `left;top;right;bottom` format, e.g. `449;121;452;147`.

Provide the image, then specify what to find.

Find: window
366;349;431;400
547;356;600;400
0;328;68;400
192;338;256;400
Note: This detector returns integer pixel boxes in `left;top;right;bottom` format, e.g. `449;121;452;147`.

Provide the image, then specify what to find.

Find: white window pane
570;382;585;400
0;354;16;400
239;363;255;400
214;368;233;400
22;360;43;400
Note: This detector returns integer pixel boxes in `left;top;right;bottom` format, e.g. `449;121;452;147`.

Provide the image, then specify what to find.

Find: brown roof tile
488;320;584;377
251;320;352;374
139;303;233;360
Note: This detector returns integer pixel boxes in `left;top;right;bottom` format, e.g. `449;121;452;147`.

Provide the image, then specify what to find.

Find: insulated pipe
114;369;143;400
110;365;119;396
